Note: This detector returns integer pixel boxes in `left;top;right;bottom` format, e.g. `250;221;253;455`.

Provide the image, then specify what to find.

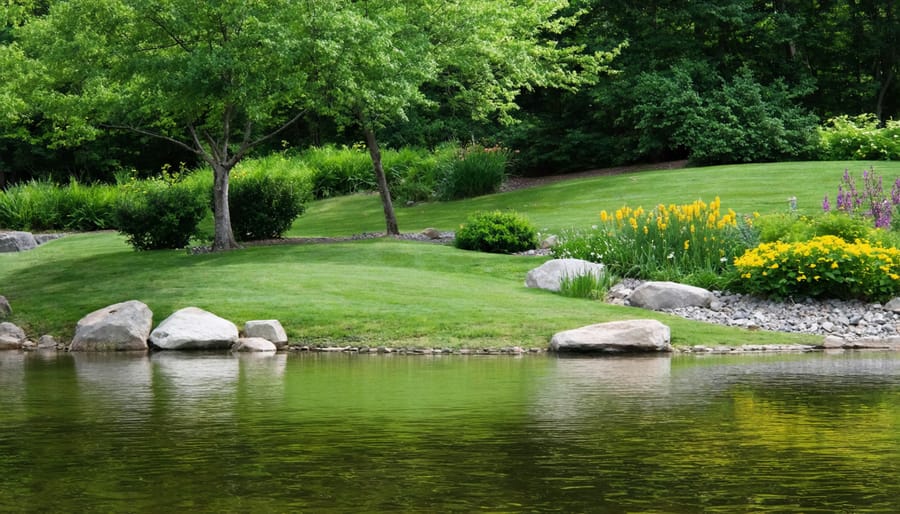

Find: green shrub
626;64;818;165
0;178;118;231
454;210;537;254
115;180;208;250
384;146;444;204
734;235;900;301
301;145;376;199
818;115;900;161
754;212;873;243
228;157;312;241
436;145;508;201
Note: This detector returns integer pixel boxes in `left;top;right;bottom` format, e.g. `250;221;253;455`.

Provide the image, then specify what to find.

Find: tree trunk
876;69;894;124
362;125;400;236
211;163;239;250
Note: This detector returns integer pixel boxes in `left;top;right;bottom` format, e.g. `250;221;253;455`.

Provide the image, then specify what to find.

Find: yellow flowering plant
734;235;900;301
553;197;750;287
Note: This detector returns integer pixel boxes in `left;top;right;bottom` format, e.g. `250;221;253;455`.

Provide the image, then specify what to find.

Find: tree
298;0;618;235
9;0;310;250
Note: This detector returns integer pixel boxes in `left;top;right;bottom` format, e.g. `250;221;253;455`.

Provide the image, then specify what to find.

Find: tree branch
103;123;199;156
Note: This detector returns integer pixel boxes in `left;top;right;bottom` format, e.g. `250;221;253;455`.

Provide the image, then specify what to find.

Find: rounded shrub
229;172;310;241
115;181;208;250
454;210;537;254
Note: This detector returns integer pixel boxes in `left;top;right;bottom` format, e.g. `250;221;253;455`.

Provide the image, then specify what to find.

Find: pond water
2;350;900;512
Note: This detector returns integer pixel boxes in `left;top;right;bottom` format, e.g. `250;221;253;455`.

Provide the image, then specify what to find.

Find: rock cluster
0;296;288;352
609;279;900;340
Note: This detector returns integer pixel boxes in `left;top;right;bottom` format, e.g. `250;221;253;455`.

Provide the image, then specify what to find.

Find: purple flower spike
822;195;831;212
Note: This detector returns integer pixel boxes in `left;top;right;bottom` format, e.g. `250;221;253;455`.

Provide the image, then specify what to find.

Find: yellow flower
684;240;690;251
831;262;839;269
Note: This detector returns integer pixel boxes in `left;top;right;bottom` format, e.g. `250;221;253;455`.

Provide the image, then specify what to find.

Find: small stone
37;335;58;349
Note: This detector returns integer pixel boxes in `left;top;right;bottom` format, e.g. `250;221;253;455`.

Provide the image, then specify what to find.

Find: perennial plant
734;235;900;301
553;197;748;286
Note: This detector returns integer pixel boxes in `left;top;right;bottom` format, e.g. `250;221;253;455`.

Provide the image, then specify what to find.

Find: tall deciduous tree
9;0;615;240
299;0;618;235
10;0;311;250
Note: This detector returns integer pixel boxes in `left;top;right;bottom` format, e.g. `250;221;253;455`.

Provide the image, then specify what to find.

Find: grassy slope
6;160;896;348
292;160;899;235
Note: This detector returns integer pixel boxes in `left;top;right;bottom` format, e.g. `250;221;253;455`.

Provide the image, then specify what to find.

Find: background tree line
1;0;898;187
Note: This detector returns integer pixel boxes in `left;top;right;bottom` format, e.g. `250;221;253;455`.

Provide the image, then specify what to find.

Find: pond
2;350;900;512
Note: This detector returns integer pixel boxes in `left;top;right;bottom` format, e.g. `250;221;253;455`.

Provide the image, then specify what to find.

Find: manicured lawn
291;160;900;236
6;160;893;348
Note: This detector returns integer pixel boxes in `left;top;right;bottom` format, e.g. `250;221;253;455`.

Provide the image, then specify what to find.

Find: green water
2;351;900;512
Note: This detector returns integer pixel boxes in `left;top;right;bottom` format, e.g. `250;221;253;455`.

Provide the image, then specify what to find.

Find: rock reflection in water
533;355;672;422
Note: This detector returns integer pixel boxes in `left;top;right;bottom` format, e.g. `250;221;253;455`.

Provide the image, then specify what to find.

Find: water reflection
2;351;900;512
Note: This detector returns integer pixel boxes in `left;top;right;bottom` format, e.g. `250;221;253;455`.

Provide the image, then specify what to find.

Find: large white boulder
0;231;37;252
70;300;153;351
243;320;288;349
149;307;239;350
627;281;714;310
0;322;26;350
525;258;605;292
549;319;672;353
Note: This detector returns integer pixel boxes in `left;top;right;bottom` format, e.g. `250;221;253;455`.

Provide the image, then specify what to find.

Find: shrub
384;146;448;204
552;197;750;286
115;180;208;250
734;235;900;301
818;115;900;161
0;178;118;231
435;145;508;201
301;144;376;199
625;64;818;165
454;210;537;254
227;156;312;241
755;212;872;243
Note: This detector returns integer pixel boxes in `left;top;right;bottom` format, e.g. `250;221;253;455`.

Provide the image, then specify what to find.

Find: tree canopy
4;0;617;240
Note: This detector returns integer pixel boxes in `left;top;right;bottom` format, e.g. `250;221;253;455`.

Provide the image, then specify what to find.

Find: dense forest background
1;0;897;185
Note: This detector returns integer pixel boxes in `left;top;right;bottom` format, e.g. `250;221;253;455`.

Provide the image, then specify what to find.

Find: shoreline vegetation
4;160;900;351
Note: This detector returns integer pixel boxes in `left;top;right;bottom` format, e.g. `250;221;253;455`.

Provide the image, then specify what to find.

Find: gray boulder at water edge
149;307;239;350
549;319;672;353
0;322;27;350
0;296;11;319
232;337;278;352
0;231;37;253
627;281;714;310
70;300;153;351
243;320;288;348
525;258;605;292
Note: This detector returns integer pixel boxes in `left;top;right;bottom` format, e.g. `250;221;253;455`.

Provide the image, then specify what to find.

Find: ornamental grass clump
553;197;749;286
734;235;900;302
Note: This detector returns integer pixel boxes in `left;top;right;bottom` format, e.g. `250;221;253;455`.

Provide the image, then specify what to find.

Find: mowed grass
292;160;899;235
5;160;892;348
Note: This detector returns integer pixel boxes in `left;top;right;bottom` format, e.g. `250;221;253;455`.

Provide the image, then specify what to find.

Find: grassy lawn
292;160;900;236
5;160;893;349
